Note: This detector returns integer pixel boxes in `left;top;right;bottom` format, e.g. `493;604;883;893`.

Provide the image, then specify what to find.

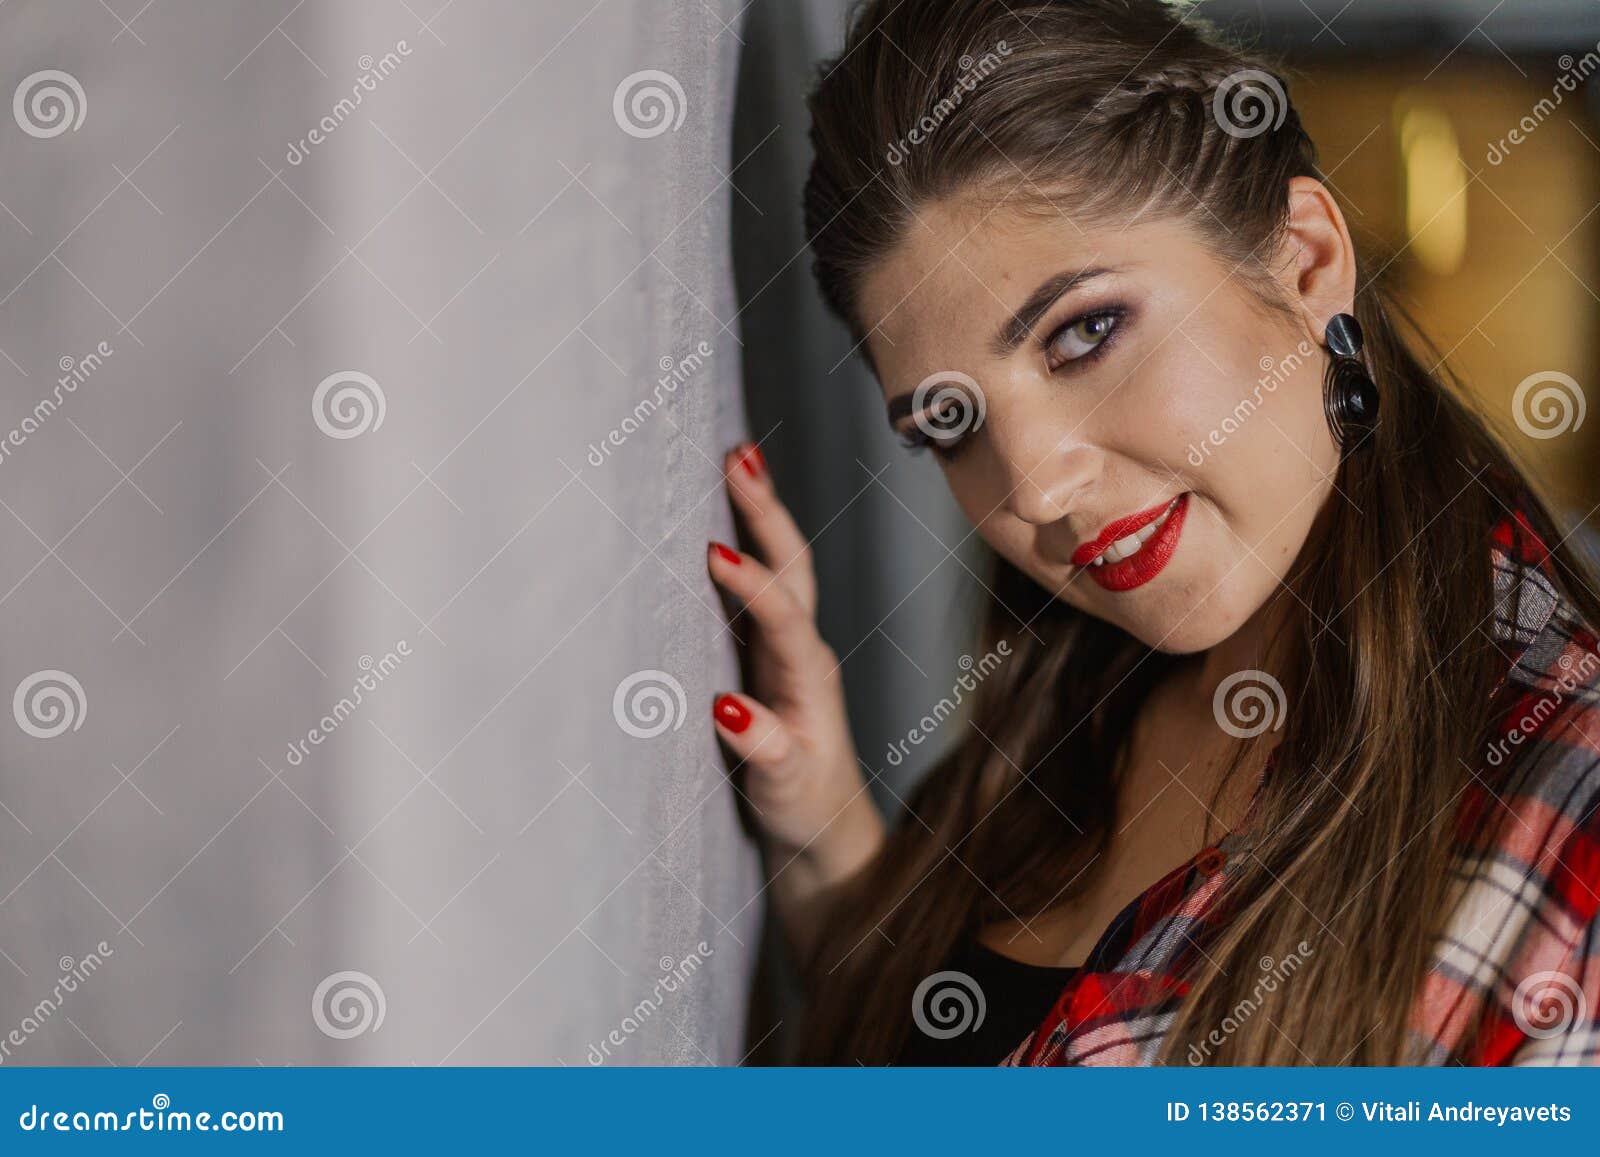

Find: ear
1278;176;1357;344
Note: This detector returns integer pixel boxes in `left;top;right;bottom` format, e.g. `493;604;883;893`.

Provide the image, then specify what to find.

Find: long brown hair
798;0;1600;1064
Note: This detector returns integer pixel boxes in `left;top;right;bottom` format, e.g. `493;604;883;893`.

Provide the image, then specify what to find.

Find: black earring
1322;313;1378;452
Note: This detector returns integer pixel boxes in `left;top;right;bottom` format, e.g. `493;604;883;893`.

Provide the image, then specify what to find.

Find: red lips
1071;497;1179;566
1074;493;1190;593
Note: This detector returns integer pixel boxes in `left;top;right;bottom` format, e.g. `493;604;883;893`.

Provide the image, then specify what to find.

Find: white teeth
1086;497;1181;569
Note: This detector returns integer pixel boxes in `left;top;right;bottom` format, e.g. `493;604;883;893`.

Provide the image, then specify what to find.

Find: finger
706;541;823;663
711;692;796;779
724;442;817;613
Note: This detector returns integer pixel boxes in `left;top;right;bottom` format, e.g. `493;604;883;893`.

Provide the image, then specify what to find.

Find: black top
895;937;1080;1066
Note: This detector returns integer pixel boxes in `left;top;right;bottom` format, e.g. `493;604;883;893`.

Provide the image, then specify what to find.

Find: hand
707;443;885;904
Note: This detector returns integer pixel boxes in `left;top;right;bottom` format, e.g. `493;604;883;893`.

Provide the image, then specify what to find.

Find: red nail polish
713;694;752;733
712;542;741;565
738;444;766;477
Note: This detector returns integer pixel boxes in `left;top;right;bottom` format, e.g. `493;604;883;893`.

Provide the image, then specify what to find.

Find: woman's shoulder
1481;503;1600;857
1476;596;1600;886
1486;498;1600;795
1426;514;1600;1063
1422;614;1600;1060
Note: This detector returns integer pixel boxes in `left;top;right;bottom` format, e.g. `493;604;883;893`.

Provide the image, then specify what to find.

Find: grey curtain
0;0;759;1065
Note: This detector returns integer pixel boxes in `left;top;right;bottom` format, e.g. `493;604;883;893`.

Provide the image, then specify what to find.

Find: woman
708;0;1600;1065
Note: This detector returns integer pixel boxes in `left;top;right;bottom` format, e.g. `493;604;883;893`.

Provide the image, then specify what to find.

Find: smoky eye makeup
884;294;1138;457
893;391;981;458
1039;303;1133;374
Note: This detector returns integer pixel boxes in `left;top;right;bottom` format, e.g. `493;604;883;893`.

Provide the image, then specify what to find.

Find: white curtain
0;0;759;1064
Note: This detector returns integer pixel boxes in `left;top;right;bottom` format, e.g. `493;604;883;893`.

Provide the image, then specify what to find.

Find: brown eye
1046;311;1120;370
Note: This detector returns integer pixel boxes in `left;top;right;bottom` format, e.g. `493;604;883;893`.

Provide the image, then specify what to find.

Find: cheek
1203;363;1336;523
1117;338;1334;515
1179;362;1338;600
945;465;1020;553
939;461;1066;587
1093;360;1246;494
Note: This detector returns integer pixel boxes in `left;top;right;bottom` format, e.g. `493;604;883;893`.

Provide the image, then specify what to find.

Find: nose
993;431;1098;527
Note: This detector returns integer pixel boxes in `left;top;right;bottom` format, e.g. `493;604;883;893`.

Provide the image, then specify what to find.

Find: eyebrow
883;265;1121;427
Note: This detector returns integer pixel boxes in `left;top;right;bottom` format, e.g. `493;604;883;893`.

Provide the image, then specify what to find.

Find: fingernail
711;542;742;565
713;694;752;733
738;443;766;478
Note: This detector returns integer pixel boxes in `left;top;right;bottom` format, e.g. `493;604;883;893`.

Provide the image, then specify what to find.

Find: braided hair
805;0;1318;333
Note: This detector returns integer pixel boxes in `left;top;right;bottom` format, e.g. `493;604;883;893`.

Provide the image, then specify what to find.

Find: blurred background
0;0;1594;1068
1226;0;1600;523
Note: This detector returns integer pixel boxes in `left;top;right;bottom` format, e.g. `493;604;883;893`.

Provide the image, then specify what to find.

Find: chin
1103;585;1260;655
1128;616;1235;655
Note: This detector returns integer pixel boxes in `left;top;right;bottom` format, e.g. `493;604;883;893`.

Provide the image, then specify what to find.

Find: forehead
857;196;1194;387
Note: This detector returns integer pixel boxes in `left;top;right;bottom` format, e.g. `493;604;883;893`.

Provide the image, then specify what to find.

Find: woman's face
857;195;1342;654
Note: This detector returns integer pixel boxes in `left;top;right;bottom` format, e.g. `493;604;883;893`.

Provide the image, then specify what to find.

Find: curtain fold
0;0;758;1065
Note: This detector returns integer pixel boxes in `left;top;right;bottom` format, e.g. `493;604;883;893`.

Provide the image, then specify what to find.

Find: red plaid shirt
1006;509;1600;1066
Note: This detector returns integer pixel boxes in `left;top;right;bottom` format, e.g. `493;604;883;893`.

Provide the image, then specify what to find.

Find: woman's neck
1139;589;1293;800
1192;590;1292;707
